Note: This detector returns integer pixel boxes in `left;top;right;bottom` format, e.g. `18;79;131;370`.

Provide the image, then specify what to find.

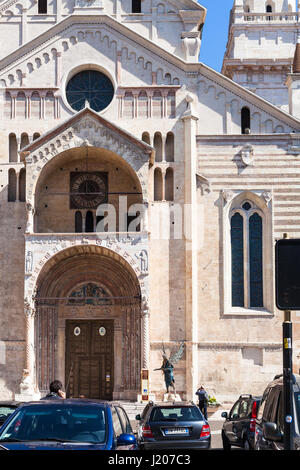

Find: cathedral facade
1;0;300;403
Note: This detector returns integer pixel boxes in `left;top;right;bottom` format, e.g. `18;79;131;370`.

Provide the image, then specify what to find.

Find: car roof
14;399;124;408
146;401;196;407
265;373;300;391
0;401;23;406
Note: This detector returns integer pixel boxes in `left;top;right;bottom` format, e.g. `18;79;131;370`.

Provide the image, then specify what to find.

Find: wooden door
65;320;114;399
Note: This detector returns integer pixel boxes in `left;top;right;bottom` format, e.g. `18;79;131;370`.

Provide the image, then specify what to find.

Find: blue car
0;399;137;450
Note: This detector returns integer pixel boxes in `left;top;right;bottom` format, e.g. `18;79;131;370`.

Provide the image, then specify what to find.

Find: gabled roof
20;107;154;163
0;12;299;131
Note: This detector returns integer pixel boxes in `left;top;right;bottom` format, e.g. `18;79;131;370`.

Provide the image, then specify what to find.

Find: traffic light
275;238;300;310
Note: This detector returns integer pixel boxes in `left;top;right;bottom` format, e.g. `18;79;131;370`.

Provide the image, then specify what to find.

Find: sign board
141;369;149;402
275;238;300;310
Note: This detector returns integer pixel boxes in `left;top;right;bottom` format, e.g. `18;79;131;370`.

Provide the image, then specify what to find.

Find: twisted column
142;297;150;369
19;299;36;395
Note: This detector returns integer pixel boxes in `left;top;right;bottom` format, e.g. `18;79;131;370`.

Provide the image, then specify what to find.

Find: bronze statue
154;341;185;394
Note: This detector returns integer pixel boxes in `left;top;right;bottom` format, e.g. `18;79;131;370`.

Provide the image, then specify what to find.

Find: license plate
164;428;188;435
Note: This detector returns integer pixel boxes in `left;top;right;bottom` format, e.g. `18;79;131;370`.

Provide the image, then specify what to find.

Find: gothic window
38;0;47;14
230;201;263;308
19;168;26;202
9;134;18;162
8;168;16;202
33;133;41;141
241;107;251;134
154;168;163;201
132;0;142;13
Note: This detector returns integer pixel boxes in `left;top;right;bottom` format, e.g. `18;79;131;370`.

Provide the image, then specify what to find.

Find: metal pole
283;309;294;450
282;233;294;450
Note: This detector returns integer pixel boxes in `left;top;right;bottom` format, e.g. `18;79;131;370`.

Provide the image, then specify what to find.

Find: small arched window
8;169;17;202
154;168;163;201
75;211;82;233
241;107;251;134
85;211;94;233
20;133;29;150
154;132;163;162
132;0;141;13
266;4;273;20
165;132;174;162
19;168;26;202
142;132;151;145
9;133;18;163
38;0;47;14
165;168;174;201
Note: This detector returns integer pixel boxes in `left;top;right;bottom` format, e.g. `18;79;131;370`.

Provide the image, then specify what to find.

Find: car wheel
222;431;231;451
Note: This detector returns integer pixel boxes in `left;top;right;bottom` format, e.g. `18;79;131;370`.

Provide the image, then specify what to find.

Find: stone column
16;300;40;400
182;94;199;400
142;297;150;369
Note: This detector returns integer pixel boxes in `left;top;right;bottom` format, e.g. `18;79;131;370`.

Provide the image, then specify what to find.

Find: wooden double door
65;320;114;399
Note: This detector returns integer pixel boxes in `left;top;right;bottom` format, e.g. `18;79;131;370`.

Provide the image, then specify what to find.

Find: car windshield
0;405;107;444
294;391;300;432
0;407;17;418
151;406;202;422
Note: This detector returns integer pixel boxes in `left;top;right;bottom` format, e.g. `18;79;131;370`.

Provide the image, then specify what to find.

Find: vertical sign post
141;369;149;402
275;234;298;451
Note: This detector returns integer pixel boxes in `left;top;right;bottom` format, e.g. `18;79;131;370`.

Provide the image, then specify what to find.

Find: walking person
41;380;66;400
195;385;209;420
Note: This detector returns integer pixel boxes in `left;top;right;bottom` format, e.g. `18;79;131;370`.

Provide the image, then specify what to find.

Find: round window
66;70;114;112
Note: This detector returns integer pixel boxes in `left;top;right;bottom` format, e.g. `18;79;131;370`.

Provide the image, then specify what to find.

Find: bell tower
222;0;300;111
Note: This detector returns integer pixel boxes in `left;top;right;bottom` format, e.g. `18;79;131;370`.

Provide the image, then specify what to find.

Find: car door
271;388;284;450
261;386;280;450
236;398;251;445
111;407;124;450
223;400;240;444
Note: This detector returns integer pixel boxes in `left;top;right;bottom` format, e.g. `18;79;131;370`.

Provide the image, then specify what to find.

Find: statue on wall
154;341;185;394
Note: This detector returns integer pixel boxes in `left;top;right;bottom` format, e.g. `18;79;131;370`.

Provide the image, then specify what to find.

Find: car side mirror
221;412;228;419
117;433;137;447
263;422;283;442
135;414;141;420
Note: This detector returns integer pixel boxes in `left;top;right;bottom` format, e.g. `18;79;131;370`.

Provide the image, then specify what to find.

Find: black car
221;394;261;450
135;401;210;450
0;401;23;427
0;399;136;450
255;374;300;450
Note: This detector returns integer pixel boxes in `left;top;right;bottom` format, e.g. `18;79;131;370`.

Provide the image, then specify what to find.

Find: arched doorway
34;245;141;400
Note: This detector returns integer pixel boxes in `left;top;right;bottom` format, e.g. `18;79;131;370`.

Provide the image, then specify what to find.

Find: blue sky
197;0;234;72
